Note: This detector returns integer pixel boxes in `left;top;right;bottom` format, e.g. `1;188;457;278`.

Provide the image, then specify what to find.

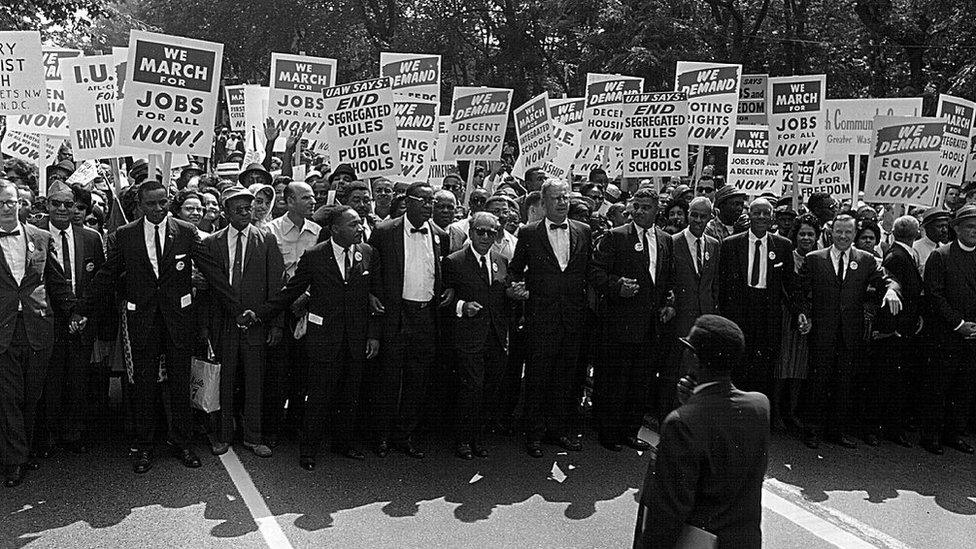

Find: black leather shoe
920;438;944;455
554;436;582;452
455;443;473;460
176;448;202;468
299;457;316;471
827;432;858;449
943;436;975;454
394;441;425;459
624;437;651;451
600;439;623;452
471;443;488;458
63;440;89;454
132;450;153;474
4;465;26;487
526;441;543;458
374;440;389;458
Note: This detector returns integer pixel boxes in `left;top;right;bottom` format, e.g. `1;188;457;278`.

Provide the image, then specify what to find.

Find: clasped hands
68;313;87;334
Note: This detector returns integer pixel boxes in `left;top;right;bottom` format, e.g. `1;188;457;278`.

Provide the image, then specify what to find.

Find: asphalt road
2;424;974;548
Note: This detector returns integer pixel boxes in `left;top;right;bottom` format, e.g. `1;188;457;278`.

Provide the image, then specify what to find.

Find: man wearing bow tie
367;182;450;459
510;179;591;458
0;180;81;488
81;179;240;474
590;187;675;451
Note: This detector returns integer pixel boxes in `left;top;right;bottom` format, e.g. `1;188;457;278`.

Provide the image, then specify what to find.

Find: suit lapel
628;223;648;273
538;221;559;268
393;216;405;284
242;228;258;273
466;247;489;286
0;242;15;288
72;226;84;283
654;227;667;283
568;221;581;265
215;228;229;273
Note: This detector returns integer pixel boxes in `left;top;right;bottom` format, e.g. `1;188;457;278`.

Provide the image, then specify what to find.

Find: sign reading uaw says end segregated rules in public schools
321;77;401;178
118;31;223;156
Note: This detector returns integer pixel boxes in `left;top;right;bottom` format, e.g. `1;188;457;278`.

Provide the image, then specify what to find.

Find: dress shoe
299;457;316;471
624;437;651;451
63;441;89;454
471;443;488;458
942;436;975;454
394;441;425;459
4;465;26;488
244;441;273;458
132;450;153;474
526;441;543;458
455;443;473;460
176;448;202;468
600;439;623;452
374;440;389;458
211;442;230;456
552;436;582;452
826;432;858;449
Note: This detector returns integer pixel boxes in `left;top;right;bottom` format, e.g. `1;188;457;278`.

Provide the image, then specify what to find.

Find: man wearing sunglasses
448;188;490;252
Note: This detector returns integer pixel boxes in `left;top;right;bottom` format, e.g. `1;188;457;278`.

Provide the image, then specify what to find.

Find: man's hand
883;289;902;315
798;313;812;335
237;310;258;329
68;314;87;334
439;288;455;308
463;301;483;317
659;306;675;323
290;293;310;317
369;293;386;314
267;327;282;347
676;376;697;406
619;277;639;298
956;321;976;338
264;117;280;142
509;281;529;300
366;338;380;359
285;131;302;150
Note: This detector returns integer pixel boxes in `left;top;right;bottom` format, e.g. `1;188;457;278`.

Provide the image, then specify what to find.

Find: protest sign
768;74;826;162
379;52;440;103
864;116;945;206
621;91;688;177
541;121;581;181
967;129;976;183
933;94;976;195
0;129;60;165
727;126;784;196
118;31;222;156
321;77;400;178
572;145;605;177
66;159;99;186
225;84;246;131
807;158;852;200
0;31;47;115
550;97;585;128
737;74;767;125
514;93;555;169
581;73;643;148
824;98;922;158
444;87;512;161
393;97;438;181
782;160;815;185
268;52;337;140
8;47;80;137
675;61;741;147
61;55;122;160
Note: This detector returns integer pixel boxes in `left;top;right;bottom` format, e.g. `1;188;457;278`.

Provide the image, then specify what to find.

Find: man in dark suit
590;187;674;450
367;182;449;459
0;180;81;487
635;315;769;549
797;214;902;449
32;183;104;457
510;179;591;458
203;185;284;458
718;197;793;397
667;197;721;404
245;205;380;469
865;215;922;447
81;178;240;474
920;205;976;455
442;212;513;459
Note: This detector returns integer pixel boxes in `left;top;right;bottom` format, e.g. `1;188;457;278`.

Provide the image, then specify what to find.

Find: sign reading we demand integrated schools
119;31;222;156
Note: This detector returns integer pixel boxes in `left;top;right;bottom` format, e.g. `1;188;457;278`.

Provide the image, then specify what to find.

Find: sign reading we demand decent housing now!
445;87;512;161
119;31;223;156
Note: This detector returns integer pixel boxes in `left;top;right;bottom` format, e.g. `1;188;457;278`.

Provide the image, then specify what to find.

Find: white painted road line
762;489;881;549
219;448;295;549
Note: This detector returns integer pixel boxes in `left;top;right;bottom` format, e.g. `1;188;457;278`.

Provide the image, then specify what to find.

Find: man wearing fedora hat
914;207;950;277
919;205;976;455
239;163;272;188
705;186;746;242
635;315;769;549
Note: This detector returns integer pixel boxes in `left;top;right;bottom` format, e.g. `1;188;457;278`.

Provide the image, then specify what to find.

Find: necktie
60;230;72;284
695;238;702;274
411;226;428;234
232;231;243;288
344;247;352;281
751;239;762;287
154;225;163;276
549;223;568;231
0;230;21;238
480;254;491;284
837;250;845;282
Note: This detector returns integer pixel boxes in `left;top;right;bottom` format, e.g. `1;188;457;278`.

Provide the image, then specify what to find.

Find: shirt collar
330;238;349;256
958;240;976;252
681;227;701;243
228;223;249;240
692;381;721;394
404;216;426;234
633;222;654;236
748;230;767;244
144;216;166;230
830;244;851;259
281;213;318;235
53;222;72;237
470;245;489;264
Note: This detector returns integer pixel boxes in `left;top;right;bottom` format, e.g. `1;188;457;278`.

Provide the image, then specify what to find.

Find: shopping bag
190;355;221;413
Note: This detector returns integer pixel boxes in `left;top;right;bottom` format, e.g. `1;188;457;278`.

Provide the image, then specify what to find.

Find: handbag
190;342;221;413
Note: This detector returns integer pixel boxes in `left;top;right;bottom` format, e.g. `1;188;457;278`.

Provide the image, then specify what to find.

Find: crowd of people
1;129;975;491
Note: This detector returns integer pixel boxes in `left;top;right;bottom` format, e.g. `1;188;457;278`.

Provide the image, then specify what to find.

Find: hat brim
678;336;696;353
951;214;976;226
240;170;272;185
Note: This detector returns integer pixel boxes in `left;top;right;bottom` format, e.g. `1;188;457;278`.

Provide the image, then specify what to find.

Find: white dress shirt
227;223;250;282
402;217;435;302
0;223;27;286
829;245;850;280
913;235;939;276
492;230;517;261
746;231;768;289
143;217;167;278
546;218;570;271
267;214;321;279
637;223;657;283
682;227;704;275
52;223;75;293
331;238;352;279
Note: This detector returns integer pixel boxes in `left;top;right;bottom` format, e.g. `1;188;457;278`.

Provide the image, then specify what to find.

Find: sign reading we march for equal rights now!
118;31;223;156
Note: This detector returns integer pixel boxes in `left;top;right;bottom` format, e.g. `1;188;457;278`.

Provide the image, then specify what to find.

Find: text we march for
119;31;222;156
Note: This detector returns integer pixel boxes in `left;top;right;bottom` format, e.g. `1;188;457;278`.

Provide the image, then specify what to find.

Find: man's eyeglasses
474;227;498;238
50;199;75;210
374;188;394;196
406;195;434;206
0;200;19;209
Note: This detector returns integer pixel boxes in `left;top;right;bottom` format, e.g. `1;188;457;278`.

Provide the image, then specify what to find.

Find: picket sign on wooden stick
38;135;49;196
791;162;800;211
162;152;173;187
692;145;705;187
108;157;123;193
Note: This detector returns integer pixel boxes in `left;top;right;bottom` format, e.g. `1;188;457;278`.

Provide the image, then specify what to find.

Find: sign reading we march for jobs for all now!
768;74;826;163
119;31;223;156
321;77;400;178
0;31;47;115
268;53;337;141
